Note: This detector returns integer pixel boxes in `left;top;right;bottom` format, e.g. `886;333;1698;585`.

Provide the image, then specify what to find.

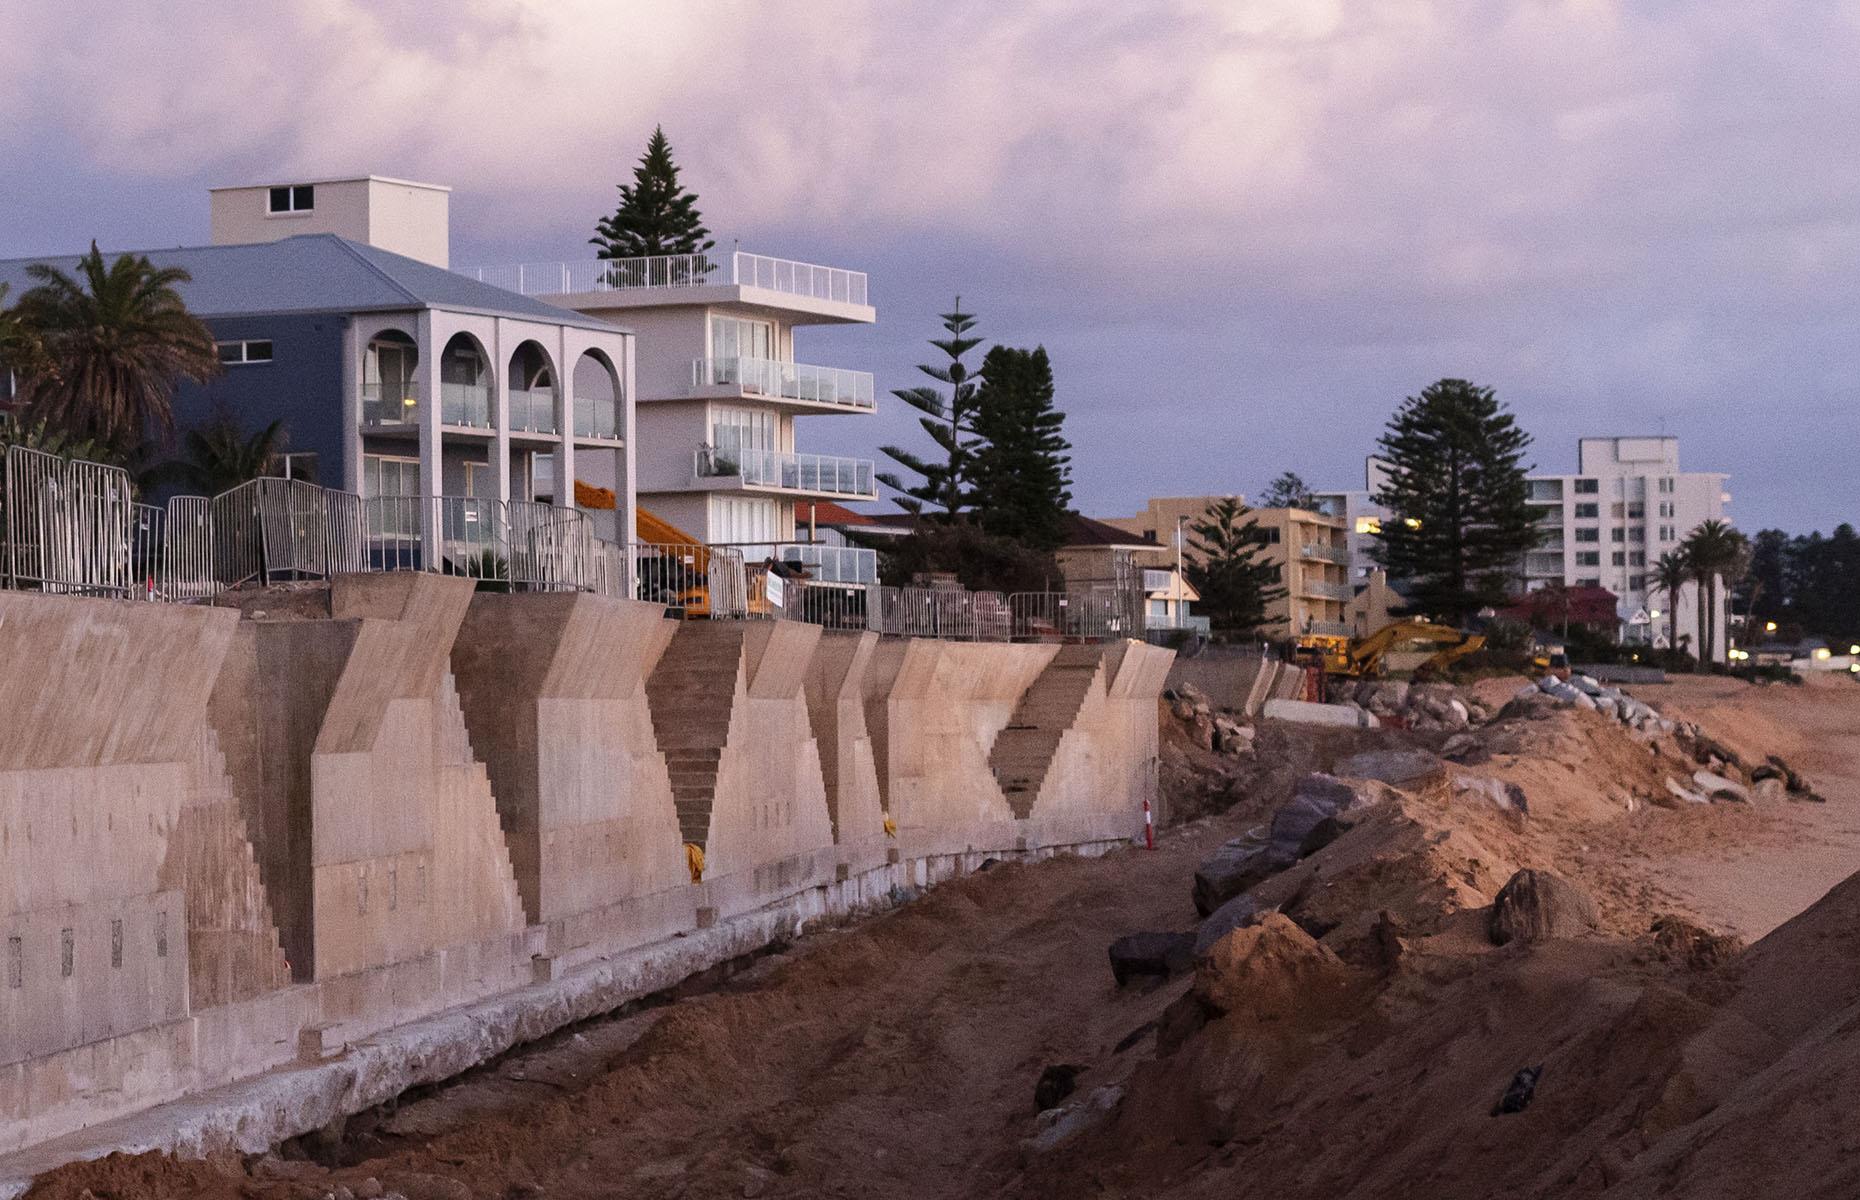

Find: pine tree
876;298;985;519
1258;471;1316;510
590;126;715;264
1184;496;1286;640
970;345;1071;550
1371;379;1538;624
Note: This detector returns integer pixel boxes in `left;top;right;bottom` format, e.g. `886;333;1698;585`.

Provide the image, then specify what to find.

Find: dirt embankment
26;676;1860;1200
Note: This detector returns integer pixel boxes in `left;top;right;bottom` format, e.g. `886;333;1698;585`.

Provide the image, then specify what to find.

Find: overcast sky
2;0;1854;531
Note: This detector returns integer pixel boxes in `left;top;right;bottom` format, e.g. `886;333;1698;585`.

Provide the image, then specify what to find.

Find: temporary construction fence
1;446;142;596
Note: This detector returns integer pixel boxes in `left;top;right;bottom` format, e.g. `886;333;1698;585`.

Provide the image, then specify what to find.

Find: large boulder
1332;748;1448;795
1694;770;1752;803
1108;931;1195;985
1193;836;1273;916
1487;869;1599;946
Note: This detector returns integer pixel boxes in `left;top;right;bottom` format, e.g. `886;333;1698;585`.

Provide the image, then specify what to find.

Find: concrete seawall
0;580;1171;1174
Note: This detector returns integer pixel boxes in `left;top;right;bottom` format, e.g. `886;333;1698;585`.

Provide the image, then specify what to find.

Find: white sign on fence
765;571;786;609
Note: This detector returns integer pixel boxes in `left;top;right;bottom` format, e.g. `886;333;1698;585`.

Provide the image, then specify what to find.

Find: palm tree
11;242;220;455
1651;549;1691;655
1680;519;1749;667
168;413;287;496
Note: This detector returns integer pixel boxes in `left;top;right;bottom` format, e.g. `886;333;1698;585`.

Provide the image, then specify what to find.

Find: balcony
1300;579;1353;602
690;357;875;411
574;396;620;440
1299;542;1351;565
506;388;557;435
362;382;418;427
694;447;877;499
1525;551;1566;577
470;251;869;308
721;542;878;584
440;382;491;429
1305;620;1354;638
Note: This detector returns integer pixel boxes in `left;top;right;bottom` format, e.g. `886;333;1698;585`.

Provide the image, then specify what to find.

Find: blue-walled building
0;176;636;542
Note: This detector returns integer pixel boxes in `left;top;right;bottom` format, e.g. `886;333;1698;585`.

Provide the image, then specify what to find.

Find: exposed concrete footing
0;839;1128;1199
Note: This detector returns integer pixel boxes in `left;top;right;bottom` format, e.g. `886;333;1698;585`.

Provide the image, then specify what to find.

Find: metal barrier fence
0;447;1143;645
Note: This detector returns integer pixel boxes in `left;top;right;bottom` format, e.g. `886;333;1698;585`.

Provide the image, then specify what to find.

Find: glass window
1576;551;1600;567
1611;528;1625;542
1577;577;1601;587
268;186;291;213
1575;528;1600;543
292;185;314;211
711;406;776;457
1574;478;1599;494
1574;503;1599;519
1629;551;1645;566
710;315;775;362
363;454;420;498
709;495;778;543
217;339;273;364
1612;551;1626;566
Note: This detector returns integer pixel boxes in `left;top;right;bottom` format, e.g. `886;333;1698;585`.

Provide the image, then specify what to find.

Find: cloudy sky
3;0;1855;531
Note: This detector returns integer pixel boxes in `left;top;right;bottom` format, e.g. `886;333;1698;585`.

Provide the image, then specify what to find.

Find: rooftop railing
691;356;875;410
469;251;869;307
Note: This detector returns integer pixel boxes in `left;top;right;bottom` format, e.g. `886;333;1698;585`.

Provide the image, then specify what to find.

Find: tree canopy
1739;524;1860;645
1371;378;1537;624
1183;496;1285;640
970;345;1072;551
1680;518;1747;666
877;298;986;519
591;126;715;260
1258;471;1316;510
9;242;220;456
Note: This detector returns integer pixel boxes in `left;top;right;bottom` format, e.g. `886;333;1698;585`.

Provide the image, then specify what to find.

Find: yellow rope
882;815;897;839
684;842;705;883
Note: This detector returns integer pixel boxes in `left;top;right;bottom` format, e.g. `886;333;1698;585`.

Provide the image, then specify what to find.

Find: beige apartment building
1102;496;1352;640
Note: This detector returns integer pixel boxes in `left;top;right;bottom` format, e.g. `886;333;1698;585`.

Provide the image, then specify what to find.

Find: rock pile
1331;680;1495;731
1164;682;1257;758
1503;673;1673;736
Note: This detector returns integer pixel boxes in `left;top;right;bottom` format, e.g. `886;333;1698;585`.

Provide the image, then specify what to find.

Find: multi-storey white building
1316;437;1731;654
469;253;880;582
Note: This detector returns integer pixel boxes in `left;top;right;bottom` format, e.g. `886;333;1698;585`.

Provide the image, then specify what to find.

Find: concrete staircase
990;645;1105;817
645;623;746;849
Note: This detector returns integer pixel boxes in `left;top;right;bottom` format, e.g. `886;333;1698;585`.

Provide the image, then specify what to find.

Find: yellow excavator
1293;619;1486;680
575;481;757;617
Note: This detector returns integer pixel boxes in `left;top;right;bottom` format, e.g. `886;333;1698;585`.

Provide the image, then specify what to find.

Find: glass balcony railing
1299;542;1351;565
1301;579;1354;602
690;357;875;410
694;447;877;498
440;382;491;428
507;388;558;434
574;396;620;440
717;542;879;584
361;382;418;427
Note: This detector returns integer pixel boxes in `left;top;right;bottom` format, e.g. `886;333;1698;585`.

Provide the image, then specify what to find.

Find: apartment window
1612;551;1626;566
1574;478;1599;494
462;461;495;499
217;339;273;364
1658;501;1674;518
711;406;777;460
1658;477;1675;494
268;184;314;214
362;454;420;499
1628;574;1647;591
709;495;778;543
1629;551;1646;566
1576;551;1600;567
710;315;775;362
1261;526;1282;544
1575;528;1600;543
1659;524;1675;542
1627;503;1644;519
1577;577;1601;588
1629;527;1644;543
1149;598;1168;618
1610;528;1625;543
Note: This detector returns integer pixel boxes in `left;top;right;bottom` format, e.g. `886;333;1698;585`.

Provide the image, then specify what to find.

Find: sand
24;674;1860;1200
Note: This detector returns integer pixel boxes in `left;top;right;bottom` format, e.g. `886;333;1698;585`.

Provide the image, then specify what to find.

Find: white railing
694;447;877;498
690;357;875;410
1299;542;1351;565
469;251;869;307
713;542;878;585
1146;611;1212;636
1304;620;1354;638
1301;579;1353;602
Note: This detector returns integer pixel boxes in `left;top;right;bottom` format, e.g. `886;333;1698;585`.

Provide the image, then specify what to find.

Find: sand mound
1194;912;1364;1022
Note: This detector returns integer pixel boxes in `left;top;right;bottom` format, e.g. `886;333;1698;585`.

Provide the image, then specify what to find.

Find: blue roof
0;234;622;333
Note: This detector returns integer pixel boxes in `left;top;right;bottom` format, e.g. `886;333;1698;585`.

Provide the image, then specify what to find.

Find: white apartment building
469;253;880;582
1315;437;1731;654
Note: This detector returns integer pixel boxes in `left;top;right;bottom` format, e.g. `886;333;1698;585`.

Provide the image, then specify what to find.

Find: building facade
467;252;879;582
0;177;637;550
1314;437;1731;654
1101;496;1351;640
